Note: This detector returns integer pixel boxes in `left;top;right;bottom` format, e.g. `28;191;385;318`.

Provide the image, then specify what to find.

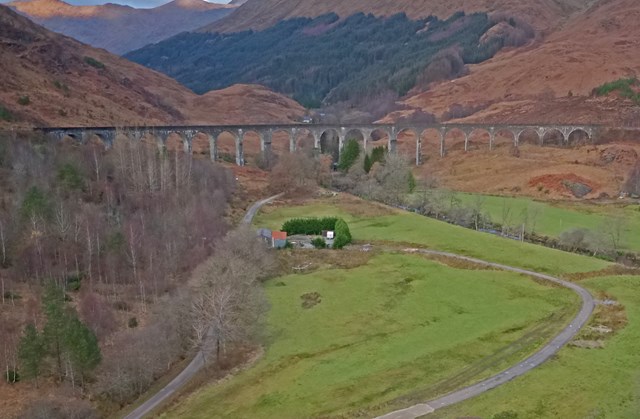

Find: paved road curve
123;193;283;419
375;249;595;419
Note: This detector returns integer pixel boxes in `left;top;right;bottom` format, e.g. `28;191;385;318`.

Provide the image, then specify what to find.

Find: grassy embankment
454;192;640;252
159;195;622;418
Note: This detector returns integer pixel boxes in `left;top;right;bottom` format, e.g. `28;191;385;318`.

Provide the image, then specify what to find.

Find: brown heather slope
384;0;640;125
0;5;305;128
9;0;234;54
203;0;588;33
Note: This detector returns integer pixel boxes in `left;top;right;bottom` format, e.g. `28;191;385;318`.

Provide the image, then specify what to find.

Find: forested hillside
127;12;531;108
0;135;235;416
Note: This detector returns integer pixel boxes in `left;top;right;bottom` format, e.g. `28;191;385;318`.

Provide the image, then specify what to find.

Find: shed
272;231;288;248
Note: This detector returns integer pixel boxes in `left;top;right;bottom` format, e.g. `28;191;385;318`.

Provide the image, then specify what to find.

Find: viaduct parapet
36;123;600;166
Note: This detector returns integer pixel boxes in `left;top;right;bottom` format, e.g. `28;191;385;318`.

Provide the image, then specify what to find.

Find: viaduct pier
37;123;599;166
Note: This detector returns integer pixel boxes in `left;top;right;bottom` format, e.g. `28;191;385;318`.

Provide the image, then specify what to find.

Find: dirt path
123;193;282;419
374;249;595;419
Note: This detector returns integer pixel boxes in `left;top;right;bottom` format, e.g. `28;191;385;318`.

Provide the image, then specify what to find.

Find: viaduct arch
37;123;600;166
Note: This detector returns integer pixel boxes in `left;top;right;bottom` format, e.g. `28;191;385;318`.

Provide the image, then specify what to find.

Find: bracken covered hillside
0;5;305;128
386;0;640;125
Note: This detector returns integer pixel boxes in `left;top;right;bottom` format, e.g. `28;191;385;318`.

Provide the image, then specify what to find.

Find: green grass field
453;192;640;252
162;195;640;419
433;275;640;419
254;196;610;274
164;253;577;419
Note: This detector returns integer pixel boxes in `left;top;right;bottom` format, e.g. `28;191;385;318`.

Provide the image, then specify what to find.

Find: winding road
123;193;282;419
374;249;595;419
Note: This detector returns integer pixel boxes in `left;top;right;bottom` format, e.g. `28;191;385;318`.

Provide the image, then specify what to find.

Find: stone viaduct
37;123;599;166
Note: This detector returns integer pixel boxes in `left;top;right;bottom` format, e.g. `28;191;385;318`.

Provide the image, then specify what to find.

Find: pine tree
363;154;372;173
42;281;68;379
338;139;360;172
18;324;45;385
64;313;101;384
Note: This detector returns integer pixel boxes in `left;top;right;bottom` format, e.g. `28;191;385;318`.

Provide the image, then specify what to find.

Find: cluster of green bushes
282;217;338;235
593;78;640;104
281;217;352;249
333;219;352;249
127;11;504;106
364;146;386;173
84;56;105;69
339;140;386;173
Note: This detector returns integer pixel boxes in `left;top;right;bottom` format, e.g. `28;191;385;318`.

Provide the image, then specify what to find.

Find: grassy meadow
434;274;640;419
163;253;577;418
254;195;611;274
453;192;640;252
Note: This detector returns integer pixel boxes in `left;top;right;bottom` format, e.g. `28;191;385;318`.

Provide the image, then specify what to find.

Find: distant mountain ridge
8;0;235;54
0;4;305;127
202;0;589;33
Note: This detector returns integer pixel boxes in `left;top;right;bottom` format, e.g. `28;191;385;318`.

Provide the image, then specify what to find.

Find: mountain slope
384;0;640;124
9;0;235;54
128;11;524;107
203;0;589;34
0;5;305;127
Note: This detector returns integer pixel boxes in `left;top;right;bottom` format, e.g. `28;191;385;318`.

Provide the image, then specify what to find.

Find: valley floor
158;193;638;418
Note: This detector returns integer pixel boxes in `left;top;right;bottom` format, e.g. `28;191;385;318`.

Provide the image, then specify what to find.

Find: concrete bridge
37;123;599;166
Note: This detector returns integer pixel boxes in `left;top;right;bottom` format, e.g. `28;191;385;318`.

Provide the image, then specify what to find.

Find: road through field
375;249;595;419
123;193;282;419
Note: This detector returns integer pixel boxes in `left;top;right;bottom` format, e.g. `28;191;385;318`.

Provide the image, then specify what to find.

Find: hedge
282;217;338;235
281;217;352;249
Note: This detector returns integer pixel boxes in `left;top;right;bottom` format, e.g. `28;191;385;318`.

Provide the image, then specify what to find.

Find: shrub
20;186;52;221
128;317;138;328
17;95;30;106
311;237;327;249
593;78;640;104
113;300;131;311
333;218;352;249
0;105;13;121
84;56;105;69
282;217;338;235
65;274;83;291
57;163;85;191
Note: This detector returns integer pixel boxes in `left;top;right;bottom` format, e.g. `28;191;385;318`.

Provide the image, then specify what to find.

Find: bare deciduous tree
190;227;274;362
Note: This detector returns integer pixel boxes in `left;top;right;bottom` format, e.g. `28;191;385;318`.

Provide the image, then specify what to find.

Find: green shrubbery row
281;217;352;249
282;217;338;235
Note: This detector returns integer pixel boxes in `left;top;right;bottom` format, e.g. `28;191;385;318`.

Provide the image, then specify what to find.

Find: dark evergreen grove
126;12;513;108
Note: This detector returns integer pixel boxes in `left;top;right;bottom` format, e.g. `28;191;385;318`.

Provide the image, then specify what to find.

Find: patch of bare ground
418;253;499;271
572;291;627;349
566;265;640;281
275;248;374;276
